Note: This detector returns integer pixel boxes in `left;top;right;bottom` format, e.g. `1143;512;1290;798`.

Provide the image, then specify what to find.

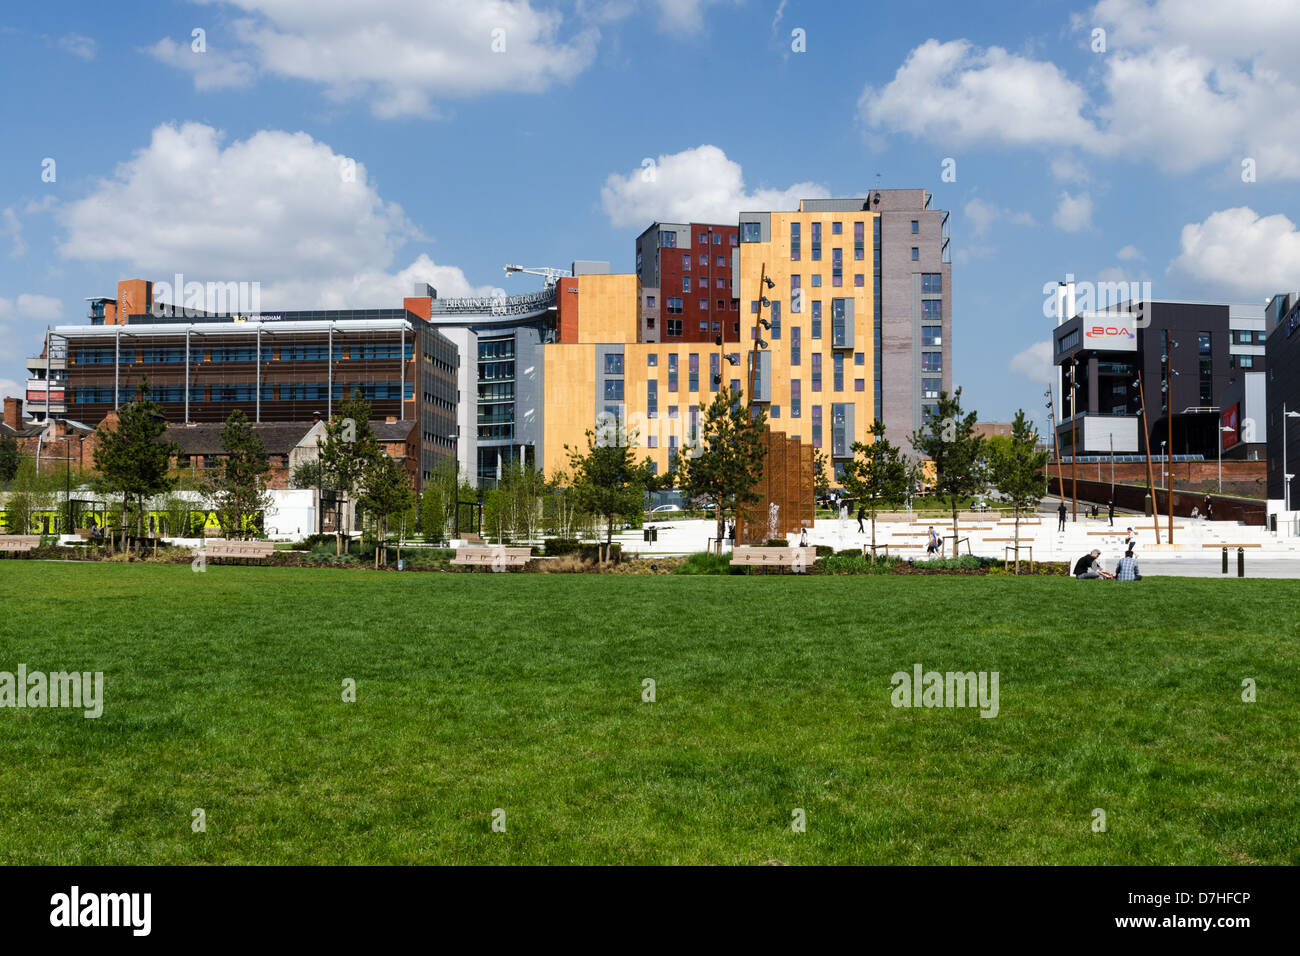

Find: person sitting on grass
1073;549;1113;579
1114;549;1141;581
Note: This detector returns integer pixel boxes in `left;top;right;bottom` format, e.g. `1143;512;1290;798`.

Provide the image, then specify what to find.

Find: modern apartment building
634;222;741;344
1264;292;1300;506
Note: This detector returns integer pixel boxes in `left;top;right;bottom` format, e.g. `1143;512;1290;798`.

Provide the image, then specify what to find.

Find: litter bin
1269;514;1278;533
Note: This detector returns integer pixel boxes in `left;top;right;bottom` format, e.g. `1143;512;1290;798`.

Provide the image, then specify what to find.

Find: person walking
926;526;940;555
856;506;866;534
1204;494;1211;519
1114;549;1141;581
799;527;809;548
1057;501;1067;532
1107;499;1115;526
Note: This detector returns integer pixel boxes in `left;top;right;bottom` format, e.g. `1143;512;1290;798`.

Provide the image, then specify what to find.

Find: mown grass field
0;562;1296;865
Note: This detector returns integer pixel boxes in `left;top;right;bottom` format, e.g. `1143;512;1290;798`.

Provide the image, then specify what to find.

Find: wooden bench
0;535;41;554
451;546;532;569
730;546;817;572
202;539;276;561
1200;543;1262;549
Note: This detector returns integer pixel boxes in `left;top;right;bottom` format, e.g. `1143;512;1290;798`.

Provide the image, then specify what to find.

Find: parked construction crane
503;264;571;287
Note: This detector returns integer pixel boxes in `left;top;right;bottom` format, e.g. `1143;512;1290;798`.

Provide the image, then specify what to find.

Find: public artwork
735;429;815;546
0;509;262;535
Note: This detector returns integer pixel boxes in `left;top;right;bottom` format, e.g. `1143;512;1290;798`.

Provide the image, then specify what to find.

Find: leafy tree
0;435;19;483
93;394;175;551
668;385;767;550
812;448;831;498
988;409;1050;573
838;420;912;555
909;388;986;558
317;395;381;554
290;457;333;491
2;456;53;534
565;415;656;562
208;409;273;539
357;452;414;568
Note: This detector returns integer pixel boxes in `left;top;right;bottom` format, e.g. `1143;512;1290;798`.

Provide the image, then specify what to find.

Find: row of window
74;382;415;404
660;230;738;249
73;344;416;364
680;255;731;269
679;276;731;292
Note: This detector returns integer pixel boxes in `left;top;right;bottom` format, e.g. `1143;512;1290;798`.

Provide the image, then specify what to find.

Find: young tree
317;395;381;554
909;388;986;558
2;456;50;534
838;420;911;555
208;409;274;539
93;394;176;551
812;448;831;499
0;435;19;483
565;415;656;563
988;409;1050;573
357;453;414;568
669;385;767;551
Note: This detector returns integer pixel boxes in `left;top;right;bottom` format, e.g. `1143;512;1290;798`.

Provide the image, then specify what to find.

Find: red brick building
635;222;740;344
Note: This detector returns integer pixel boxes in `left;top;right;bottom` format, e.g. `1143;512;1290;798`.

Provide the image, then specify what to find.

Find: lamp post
1160;335;1180;544
1133;372;1159;542
1069;360;1078;521
447;431;460;538
1283;404;1300;512
1218;425;1235;494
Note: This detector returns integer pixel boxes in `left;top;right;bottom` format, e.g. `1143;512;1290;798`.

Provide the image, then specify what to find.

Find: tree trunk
1013;511;1021;575
951;501;960;560
716;512;725;554
870;506;877;557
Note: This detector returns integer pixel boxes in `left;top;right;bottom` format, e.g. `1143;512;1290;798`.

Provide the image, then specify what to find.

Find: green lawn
1;562;1296;865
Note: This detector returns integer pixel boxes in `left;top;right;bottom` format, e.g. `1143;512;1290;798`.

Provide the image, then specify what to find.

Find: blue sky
2;0;1297;425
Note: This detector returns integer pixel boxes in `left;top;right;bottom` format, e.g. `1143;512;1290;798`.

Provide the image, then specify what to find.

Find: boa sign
0;509;263;535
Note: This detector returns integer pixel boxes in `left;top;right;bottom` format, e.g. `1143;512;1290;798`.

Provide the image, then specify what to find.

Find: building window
854;274;864;287
922;377;941;399
740;222;762;242
790;275;801;312
811;222;822;261
689;353;700;391
854;221;864;260
911;247;919;261
833;352;845;391
770;300;781;340
716;277;726;289
668;405;679;419
646;295;656;308
811;301;822;339
921;273;942;293
647;353;658;366
666;297;683;314
699;300;709;311
604;379;624;401
855;378;865;392
667;319;683;336
854;351;864;366
604;353;624;374
647;379;658;416
911;220;919;234
716;256;726;267
811;353;822;392
922;299;942;320
811;274;822;288
832;221;843;235
1238;355;1255;369
791;326;801;365
682;276;691;293
791;379;801;417
668;354;679;391
921;352;942;372
832;248;843;287
660;230;677;248
790;221;801;261
812;405;822;448
922;326;942;347
710;353;720;392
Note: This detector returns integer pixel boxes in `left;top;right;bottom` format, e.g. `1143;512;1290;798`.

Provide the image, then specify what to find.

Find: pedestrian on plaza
857;506;866;533
1206;500;1214;521
1114;549;1141;581
1108;499;1115;526
1124;527;1137;552
1058;501;1067;532
799;527;809;548
926;526;940;555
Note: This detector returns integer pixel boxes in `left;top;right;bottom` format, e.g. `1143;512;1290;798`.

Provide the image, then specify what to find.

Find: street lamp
1283;405;1300;512
1218;425;1235;494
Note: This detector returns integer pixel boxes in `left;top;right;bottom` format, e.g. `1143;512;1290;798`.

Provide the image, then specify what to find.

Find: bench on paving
451;546;532;569
730;546;817;572
0;535;41;555
202;539;276;561
1200;543;1262;549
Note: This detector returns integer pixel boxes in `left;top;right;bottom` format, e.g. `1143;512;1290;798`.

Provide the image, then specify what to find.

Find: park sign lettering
0;508;262;535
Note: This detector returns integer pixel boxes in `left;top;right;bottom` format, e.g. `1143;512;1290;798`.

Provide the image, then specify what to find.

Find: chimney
312;410;321;423
3;396;21;430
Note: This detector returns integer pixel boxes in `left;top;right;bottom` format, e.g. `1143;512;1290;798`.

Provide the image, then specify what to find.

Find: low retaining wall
1048;477;1266;526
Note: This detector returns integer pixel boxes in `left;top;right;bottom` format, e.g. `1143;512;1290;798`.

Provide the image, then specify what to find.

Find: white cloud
164;1;600;117
2;208;24;257
1168;207;1300;298
147;37;256;91
860;5;1300;179
1009;341;1055;384
1052;191;1092;232
654;0;740;31
963;197;1034;237
58;34;96;60
15;294;62;321
600;144;828;228
1116;244;1143;261
0;378;21;400
58;123;422;285
859;39;1096;150
262;253;497;310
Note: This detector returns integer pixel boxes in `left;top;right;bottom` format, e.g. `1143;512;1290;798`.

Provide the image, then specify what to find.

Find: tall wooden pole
1167;371;1175;545
1069;362;1078;521
1135;371;1159;544
1047;383;1066;504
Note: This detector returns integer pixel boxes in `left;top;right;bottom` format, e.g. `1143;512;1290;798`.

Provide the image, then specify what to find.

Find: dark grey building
1264;292;1300;505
